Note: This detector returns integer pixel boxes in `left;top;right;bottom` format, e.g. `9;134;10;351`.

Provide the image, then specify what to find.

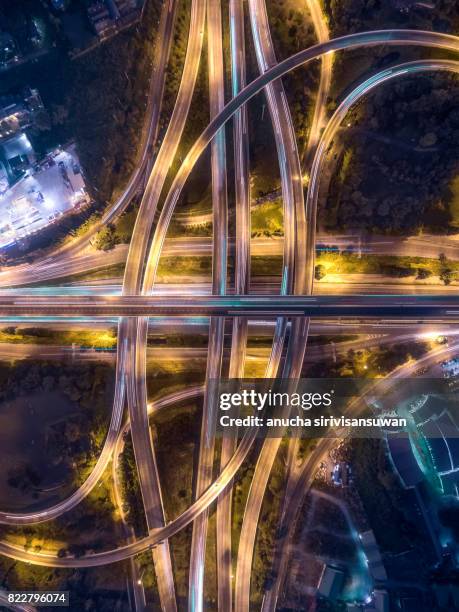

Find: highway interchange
0;1;459;611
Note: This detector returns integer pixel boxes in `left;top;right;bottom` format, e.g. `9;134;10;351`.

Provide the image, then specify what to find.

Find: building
0;88;45;143
346;589;390;612
87;1;113;36
0;83;89;250
419;419;453;472
433;583;459;608
332;461;353;487
360;530;387;582
387;395;459;498
386;434;424;489
87;0;143;39
317;564;346;600
50;0;70;9
0;143;89;250
0;32;21;67
1;133;35;181
373;589;390;612
441;357;459;378
0;88;45;187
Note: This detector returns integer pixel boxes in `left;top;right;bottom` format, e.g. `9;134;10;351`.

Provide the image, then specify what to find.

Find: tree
51;104;69;126
34;110;51;131
419;132;437;148
93;224;118;251
327;73;459;234
416;268;432;279
438;253;454;285
440;267;454;286
315;264;327;281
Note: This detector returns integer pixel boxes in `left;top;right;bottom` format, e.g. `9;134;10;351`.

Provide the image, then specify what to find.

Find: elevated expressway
3;294;459;317
262;55;459;611
119;0;206;608
0;27;458;504
188;0;228;607
0;27;458;612
0;338;457;571
233;0;329;603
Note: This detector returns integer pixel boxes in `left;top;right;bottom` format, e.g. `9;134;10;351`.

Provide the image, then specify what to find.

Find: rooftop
318;564;346;600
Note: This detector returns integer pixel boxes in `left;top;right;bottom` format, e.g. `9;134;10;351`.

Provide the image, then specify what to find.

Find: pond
0;389;79;512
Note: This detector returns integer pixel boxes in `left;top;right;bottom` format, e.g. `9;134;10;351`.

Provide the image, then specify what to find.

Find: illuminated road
270;0;333;596
255;57;459;612
0;0;177;298
5;294;459;317
112;386;206;611
124;317;177;612
120;0;206;607
137;47;458;608
0;418;262;567
137;50;459;602
124;2;205;296
256;56;459;612
262;342;459;609
216;1;251;608
4;230;459;291
1;340;457;571
111;415;147;612
0;0;184;588
315;232;459;260
8;276;459;299
189;0;228;607
306;59;459;303
145;32;459;286
248;0;305;294
119;1;206;606
1;331;447;366
0;317;454;337
0;246;127;288
304;0;331;159
111;382;205;600
234;0;312;602
1;30;458;299
1;24;459;611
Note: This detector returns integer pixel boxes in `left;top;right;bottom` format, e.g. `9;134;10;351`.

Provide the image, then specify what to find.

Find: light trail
1;29;458;612
189;0;228;607
216;1;251;608
120;0;206;606
4;294;459;317
0;341;456;568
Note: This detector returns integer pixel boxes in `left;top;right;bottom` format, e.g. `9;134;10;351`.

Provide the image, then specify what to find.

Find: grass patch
448;176;459;229
18;250;458;290
251;446;287;604
305;340;430;378
307;334;359;345
157;256;212;277
152;402;201;601
0;327;116;348
316;252;451;277
251;201;284;237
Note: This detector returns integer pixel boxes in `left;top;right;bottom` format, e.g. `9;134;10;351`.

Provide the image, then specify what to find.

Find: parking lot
0;143;90;249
